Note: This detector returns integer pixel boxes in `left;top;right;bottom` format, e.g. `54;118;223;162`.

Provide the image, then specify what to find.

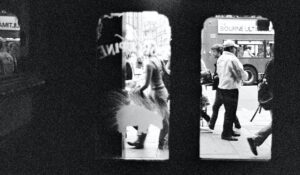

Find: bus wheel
243;66;257;85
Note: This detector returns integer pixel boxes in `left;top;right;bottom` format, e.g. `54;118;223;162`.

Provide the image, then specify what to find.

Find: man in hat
209;44;242;131
216;40;248;141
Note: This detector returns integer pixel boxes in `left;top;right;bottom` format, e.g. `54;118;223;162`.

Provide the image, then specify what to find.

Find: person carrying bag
250;59;274;122
248;58;274;156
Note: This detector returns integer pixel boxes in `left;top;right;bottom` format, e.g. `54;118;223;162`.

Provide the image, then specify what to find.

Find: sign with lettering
0;16;20;31
96;15;123;60
218;19;274;35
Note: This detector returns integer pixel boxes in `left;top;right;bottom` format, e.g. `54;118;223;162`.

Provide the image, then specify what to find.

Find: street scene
199;15;274;160
122;85;271;160
96;14;274;160
96;11;171;159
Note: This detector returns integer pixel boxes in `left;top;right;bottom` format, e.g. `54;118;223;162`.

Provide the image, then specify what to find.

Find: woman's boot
158;119;169;150
127;133;147;149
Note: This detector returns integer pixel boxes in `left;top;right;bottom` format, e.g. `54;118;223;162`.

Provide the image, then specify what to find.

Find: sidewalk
200;86;272;160
123;125;169;159
123;86;271;160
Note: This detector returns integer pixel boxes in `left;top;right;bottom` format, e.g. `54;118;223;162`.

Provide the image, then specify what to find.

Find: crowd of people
200;40;274;156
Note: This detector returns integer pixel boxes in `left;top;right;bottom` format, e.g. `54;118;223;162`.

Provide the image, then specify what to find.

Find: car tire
243;66;257;85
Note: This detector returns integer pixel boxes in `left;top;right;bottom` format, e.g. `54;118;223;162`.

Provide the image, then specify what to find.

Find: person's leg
209;89;223;130
201;110;210;123
127;130;147;149
221;89;239;140
158;118;169;149
253;122;272;146
247;122;272;155
234;115;241;129
154;88;170;149
247;110;273;155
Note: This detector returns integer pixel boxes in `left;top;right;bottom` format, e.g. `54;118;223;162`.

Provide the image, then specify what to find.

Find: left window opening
95;11;171;160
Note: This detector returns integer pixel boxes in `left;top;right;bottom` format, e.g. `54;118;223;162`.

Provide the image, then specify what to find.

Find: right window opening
200;15;274;160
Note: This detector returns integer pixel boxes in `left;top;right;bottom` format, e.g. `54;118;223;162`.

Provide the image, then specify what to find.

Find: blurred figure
200;59;211;124
7;42;19;72
127;41;170;150
0;37;15;75
243;45;254;57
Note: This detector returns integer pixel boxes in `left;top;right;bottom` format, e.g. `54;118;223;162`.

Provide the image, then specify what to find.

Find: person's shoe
208;123;214;130
127;133;147;149
247;138;258;156
221;136;238;141
158;144;164;150
235;123;241;129
127;141;144;149
158;139;166;150
231;131;241;137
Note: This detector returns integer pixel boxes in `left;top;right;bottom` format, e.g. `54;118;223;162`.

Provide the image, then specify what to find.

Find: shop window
200;15;274;160
95;11;171;160
0;10;20;77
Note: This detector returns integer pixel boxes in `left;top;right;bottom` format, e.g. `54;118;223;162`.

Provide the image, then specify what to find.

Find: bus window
237;41;264;58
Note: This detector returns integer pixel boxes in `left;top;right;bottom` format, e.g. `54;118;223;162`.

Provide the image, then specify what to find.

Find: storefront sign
96;16;123;60
218;19;274;34
0;16;20;31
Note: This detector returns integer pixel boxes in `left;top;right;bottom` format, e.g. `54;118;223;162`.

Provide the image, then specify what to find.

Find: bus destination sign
218;19;274;35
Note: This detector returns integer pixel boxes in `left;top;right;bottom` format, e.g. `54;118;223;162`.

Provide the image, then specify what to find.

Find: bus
201;16;274;85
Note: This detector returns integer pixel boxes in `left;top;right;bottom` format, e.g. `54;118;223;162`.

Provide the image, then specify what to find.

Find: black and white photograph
0;0;299;174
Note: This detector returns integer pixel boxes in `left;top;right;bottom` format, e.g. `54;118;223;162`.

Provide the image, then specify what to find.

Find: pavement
123;85;271;160
201;85;271;160
123;125;169;160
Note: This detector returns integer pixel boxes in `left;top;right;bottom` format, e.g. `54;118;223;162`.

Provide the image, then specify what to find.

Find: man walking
216;40;248;141
208;44;242;130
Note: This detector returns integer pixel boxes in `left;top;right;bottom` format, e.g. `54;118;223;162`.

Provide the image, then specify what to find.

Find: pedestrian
247;58;274;155
7;42;19;73
214;40;248;141
243;45;254;57
200;59;211;124
0;37;15;75
127;41;170;149
208;44;242;130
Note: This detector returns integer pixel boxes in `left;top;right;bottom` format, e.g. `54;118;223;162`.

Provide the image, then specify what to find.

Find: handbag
212;74;219;90
257;60;273;110
201;71;213;85
258;79;273;110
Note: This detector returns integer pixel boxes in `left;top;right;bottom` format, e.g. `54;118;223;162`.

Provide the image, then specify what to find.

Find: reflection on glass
200;15;273;160
0;10;20;76
96;11;171;160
